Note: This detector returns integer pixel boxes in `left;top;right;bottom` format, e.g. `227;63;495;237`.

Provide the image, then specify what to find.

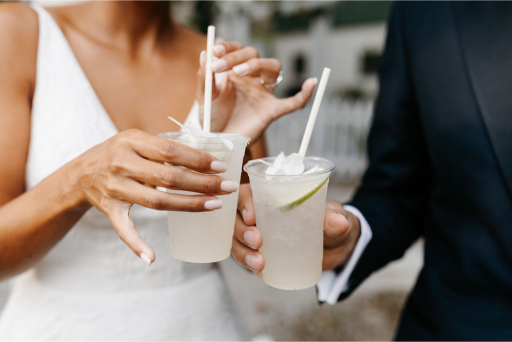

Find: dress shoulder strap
25;3;118;190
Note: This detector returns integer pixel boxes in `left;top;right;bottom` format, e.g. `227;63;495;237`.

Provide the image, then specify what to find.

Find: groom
233;2;512;340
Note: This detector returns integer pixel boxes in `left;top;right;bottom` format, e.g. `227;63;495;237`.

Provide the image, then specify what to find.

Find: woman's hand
196;41;318;142
232;184;361;274
75;129;239;265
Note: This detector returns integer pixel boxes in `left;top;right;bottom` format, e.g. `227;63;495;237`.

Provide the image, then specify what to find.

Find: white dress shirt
317;205;372;304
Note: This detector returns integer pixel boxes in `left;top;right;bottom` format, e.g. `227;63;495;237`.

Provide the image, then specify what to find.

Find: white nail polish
221;180;239;192
244;230;256;247
211;59;227;72
204;199;223;210
210;160;228;172
140;253;152;266
233;63;250;76
245;254;260;270
212;44;226;55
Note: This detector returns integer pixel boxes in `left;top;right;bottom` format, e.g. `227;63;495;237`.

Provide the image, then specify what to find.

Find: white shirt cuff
317;205;372;304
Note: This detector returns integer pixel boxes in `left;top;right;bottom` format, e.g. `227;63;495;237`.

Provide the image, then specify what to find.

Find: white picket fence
265;98;374;184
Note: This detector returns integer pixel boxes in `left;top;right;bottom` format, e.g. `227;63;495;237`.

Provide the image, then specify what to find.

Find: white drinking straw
298;67;331;158
203;25;216;133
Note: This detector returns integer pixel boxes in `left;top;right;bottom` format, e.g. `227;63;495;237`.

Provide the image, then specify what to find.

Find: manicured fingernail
210;160;228;172
205;199;223;210
140;253;152;266
221;180;239;192
242;209;248;223
211;59;227;72
200;50;206;63
212;44;226;55
233;63;250;76
245;254;260;270
244;230;256;247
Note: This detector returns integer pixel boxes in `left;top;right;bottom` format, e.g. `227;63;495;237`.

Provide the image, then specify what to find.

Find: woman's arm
249;136;267;160
0;3;37;206
0;4;238;280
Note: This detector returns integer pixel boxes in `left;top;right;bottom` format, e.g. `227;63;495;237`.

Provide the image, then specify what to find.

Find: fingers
324;209;350;237
198;50;219;100
231;58;280;77
323;201;351;249
233;186;264;275
231;237;264;275
124;132;227;174
237;183;256;226
233;183;264;275
103;202;156;265
274;77;317;118
124;158;238;195
212;41;244;57
116;179;223;212
323;247;347;271
211;42;280;83
231;58;281;84
211;46;259;73
322;201;362;270
234;212;262;249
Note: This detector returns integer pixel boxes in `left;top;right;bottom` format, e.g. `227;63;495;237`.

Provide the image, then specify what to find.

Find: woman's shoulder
0;2;38;90
0;2;38;38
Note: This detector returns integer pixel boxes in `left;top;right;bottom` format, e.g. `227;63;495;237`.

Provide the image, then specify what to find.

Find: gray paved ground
221;240;423;341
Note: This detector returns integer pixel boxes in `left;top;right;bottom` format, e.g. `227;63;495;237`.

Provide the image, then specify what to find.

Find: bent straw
203;25;216;133
298;67;331;158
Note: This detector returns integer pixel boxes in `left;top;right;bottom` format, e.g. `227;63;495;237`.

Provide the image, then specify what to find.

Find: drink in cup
159;132;248;263
244;156;334;290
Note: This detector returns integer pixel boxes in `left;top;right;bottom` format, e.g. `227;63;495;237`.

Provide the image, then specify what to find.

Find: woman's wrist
56;157;93;212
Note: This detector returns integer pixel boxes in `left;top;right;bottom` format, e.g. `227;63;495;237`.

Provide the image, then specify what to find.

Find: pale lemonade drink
245;157;334;290
159;132;248;263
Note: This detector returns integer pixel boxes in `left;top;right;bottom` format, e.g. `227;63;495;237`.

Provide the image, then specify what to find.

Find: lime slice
278;176;329;212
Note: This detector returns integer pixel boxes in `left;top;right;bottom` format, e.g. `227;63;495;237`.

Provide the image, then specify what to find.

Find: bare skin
232;184;362;276
0;1;316;280
45;2;201;134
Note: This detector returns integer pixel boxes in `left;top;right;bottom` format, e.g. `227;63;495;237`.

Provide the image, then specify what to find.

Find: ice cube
265;152;305;175
167;117;241;150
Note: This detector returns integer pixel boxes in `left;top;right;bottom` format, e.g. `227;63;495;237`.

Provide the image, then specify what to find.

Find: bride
0;1;317;340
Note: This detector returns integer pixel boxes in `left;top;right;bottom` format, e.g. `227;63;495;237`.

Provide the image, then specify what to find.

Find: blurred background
0;1;423;340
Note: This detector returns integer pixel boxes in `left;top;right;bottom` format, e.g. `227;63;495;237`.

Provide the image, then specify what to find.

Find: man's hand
232;184;362;274
322;201;361;270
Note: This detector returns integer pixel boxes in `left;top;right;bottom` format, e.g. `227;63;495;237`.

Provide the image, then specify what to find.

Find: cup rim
244;156;335;179
158;131;250;145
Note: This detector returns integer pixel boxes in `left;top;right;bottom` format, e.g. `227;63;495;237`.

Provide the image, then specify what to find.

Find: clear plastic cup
159;132;248;263
244;157;334;290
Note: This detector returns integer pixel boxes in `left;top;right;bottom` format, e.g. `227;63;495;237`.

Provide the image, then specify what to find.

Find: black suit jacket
344;2;512;340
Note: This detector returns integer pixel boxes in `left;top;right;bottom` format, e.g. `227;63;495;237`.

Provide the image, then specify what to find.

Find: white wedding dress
0;4;248;340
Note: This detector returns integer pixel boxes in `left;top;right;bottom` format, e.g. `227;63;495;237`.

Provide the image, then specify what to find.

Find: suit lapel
453;2;512;199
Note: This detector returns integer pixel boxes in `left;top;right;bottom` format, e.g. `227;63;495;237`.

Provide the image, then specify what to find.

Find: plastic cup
159;132;248;263
244;157;334;290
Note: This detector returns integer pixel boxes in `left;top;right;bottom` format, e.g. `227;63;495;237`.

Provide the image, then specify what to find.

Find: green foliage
191;1;217;34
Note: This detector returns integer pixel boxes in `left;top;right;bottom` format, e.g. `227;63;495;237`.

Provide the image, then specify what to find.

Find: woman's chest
79;54;198;134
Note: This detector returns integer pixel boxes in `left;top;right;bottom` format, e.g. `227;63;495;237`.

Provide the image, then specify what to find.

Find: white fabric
0;4;248;340
317;205;372;305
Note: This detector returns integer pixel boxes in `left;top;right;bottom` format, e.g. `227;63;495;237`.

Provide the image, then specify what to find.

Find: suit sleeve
338;2;429;301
